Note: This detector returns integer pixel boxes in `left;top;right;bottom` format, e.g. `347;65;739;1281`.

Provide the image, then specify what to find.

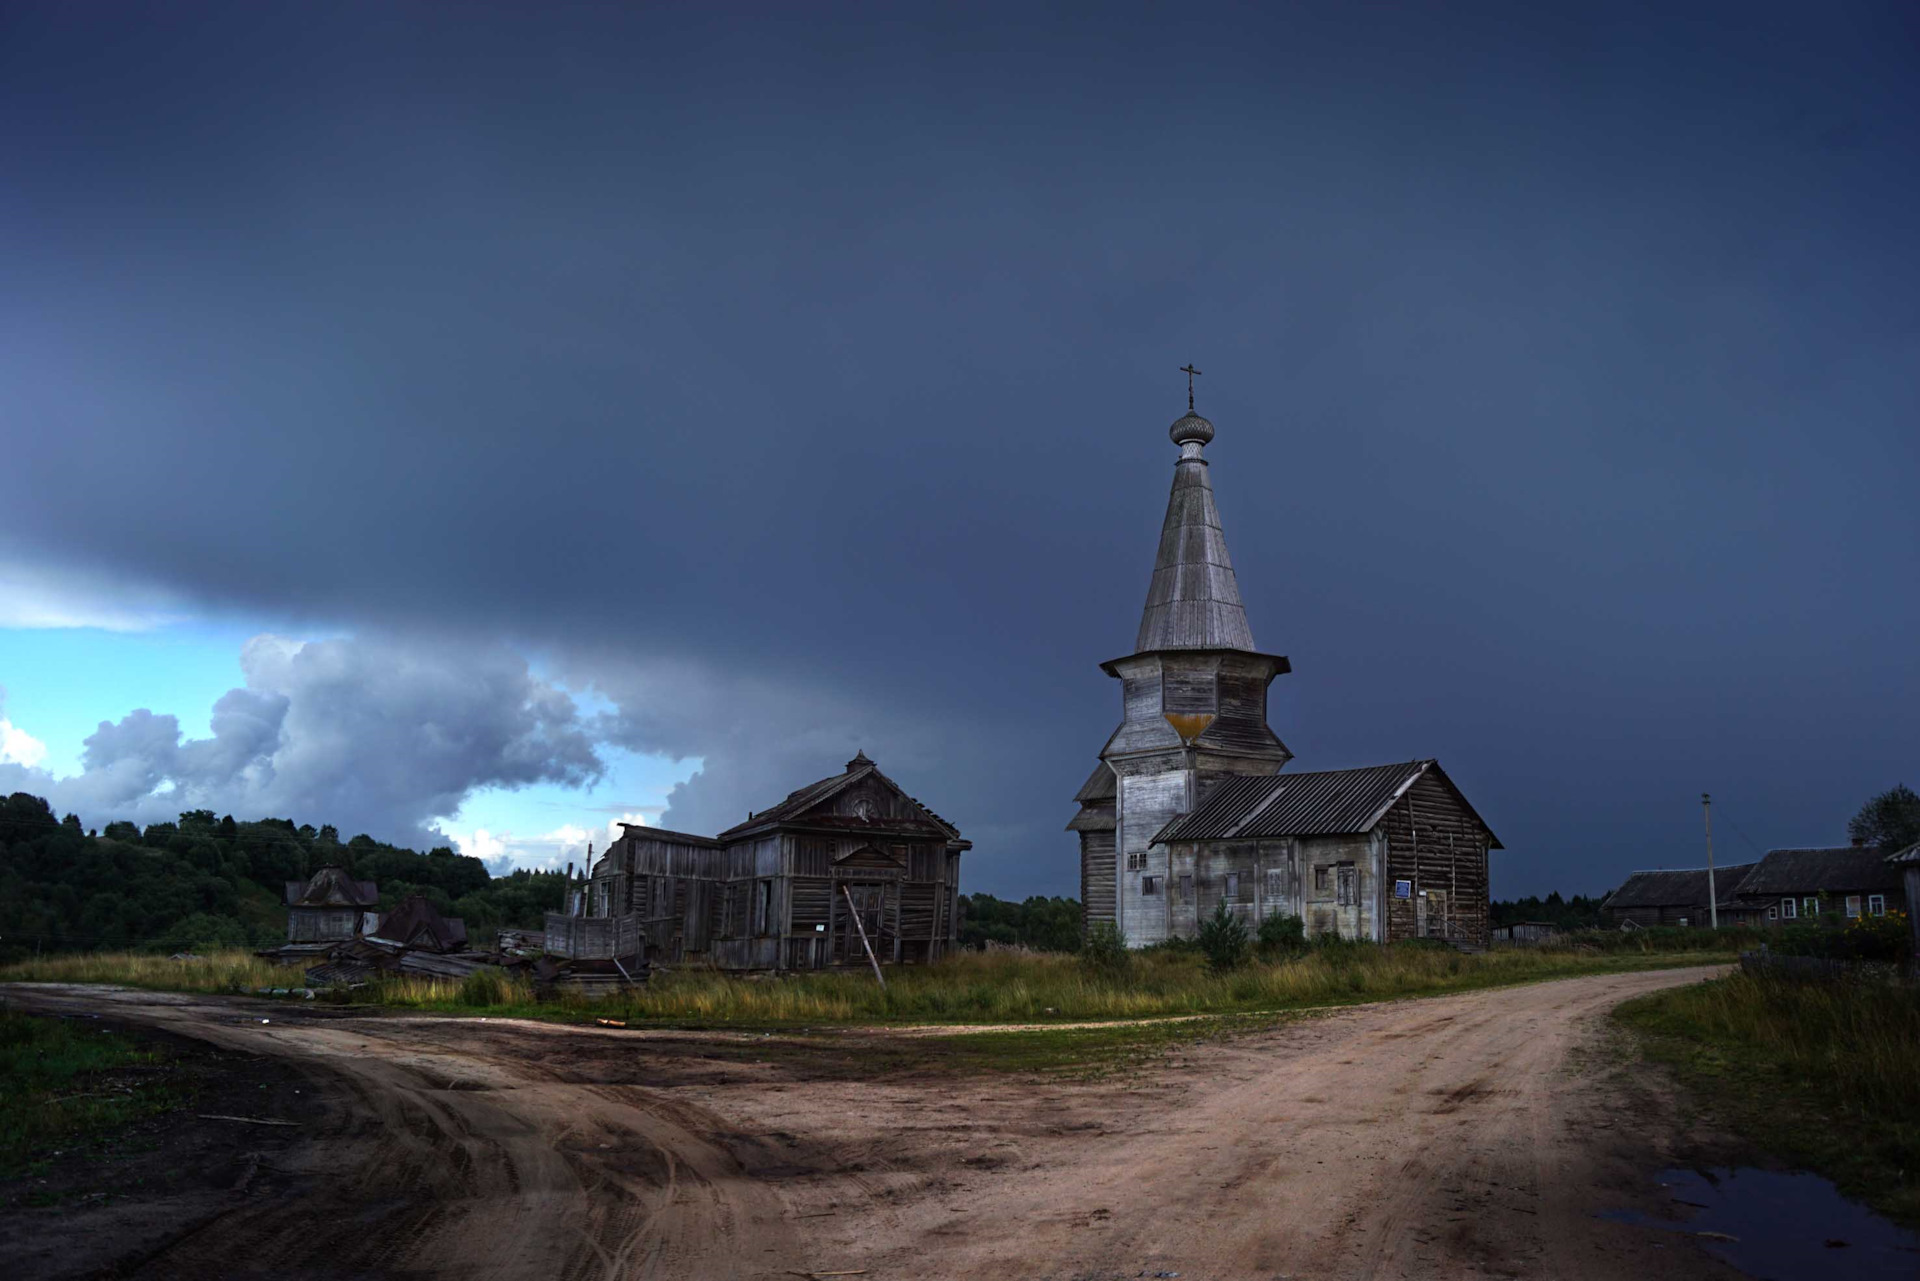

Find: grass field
1616;968;1920;1227
0;1002;184;1178
1;934;1734;1029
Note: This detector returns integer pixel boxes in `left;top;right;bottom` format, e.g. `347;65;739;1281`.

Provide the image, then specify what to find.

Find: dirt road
3;968;1742;1281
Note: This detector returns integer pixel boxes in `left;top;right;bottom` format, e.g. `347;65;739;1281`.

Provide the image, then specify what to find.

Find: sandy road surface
3;968;1741;1281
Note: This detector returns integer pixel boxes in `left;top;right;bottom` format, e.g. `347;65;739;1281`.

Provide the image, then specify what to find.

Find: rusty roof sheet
1153;760;1502;848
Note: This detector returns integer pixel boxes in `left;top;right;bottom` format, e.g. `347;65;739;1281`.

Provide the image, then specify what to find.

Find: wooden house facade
548;752;968;971
1069;395;1501;947
284;865;380;944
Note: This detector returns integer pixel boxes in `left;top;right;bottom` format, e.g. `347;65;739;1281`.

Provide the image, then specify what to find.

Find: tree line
0;792;565;963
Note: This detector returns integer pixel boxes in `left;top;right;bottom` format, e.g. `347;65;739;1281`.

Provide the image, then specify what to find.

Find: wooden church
1068;388;1500;947
548;751;969;971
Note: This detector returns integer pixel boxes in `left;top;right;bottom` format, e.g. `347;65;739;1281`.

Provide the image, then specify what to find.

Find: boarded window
1314;865;1330;892
1265;867;1284;900
1142;875;1161;896
1336;864;1356;907
1179;874;1194;902
1225;872;1240;899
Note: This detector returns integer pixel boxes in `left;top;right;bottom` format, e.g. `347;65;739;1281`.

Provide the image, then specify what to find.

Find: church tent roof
1133;408;1258;653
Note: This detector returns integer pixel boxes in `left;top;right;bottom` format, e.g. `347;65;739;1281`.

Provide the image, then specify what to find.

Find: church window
1336;864;1357;907
1142;875;1161;896
752;880;774;935
1179;874;1194;901
1225;872;1240;899
1314;865;1330;893
1266;867;1284;900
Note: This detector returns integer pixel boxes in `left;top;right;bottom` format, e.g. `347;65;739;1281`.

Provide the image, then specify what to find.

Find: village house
1725;845;1907;926
283;865;380;944
1599;863;1758;929
547;751;968;971
1068;387;1500;947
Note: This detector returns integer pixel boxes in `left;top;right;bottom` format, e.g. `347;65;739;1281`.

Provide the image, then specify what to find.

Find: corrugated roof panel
1153;762;1441;845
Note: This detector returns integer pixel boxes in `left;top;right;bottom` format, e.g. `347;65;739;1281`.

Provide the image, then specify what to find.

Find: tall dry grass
1;942;1724;1026
0;949;302;994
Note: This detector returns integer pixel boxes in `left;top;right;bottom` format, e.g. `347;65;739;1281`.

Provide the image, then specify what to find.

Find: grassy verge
0;1002;186;1178
3;939;1731;1028
1615;970;1920;1227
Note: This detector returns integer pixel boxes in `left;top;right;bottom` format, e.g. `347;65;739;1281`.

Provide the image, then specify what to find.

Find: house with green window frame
1722;844;1907;926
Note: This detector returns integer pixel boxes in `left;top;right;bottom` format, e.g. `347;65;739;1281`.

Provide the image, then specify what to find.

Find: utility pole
1702;792;1718;930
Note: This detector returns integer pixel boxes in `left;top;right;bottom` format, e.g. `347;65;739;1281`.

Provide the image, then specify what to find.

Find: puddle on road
1597;1166;1920;1281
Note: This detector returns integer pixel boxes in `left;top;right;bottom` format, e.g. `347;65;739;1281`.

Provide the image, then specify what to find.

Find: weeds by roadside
1616;970;1920;1227
6;941;1729;1029
0;1003;184;1176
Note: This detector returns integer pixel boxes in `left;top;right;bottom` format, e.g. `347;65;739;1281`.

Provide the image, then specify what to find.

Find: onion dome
1170;410;1215;447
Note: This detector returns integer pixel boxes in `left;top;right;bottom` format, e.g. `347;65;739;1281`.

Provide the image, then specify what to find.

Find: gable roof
714;752;964;843
286;865;378;908
614;823;723;849
1603;864;1757;910
1732;846;1905;896
1153;760;1502;848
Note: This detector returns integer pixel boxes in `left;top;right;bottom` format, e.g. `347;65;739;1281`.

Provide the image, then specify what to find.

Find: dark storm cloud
0;635;601;846
2;3;1915;894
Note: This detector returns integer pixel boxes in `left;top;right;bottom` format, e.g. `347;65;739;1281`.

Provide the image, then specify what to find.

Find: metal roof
1152;760;1501;847
1133;426;1257;654
1888;841;1920;866
1602;864;1757;910
1731;846;1905;896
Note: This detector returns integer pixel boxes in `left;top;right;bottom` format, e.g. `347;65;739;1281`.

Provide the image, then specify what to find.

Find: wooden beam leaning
841;883;887;989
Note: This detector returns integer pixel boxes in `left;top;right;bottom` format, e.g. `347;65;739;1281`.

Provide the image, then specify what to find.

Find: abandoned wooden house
1068;390;1500;947
547;751;969;971
283;865;380;944
1599;863;1758;929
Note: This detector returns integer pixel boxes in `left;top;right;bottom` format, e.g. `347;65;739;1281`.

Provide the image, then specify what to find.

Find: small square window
1225;872;1240;898
1869;894;1886;917
1142;875;1161;897
1767;906;1778;921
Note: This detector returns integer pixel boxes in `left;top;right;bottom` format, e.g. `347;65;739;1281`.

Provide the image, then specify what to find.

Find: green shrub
1197;902;1251;973
1080;921;1131;978
1256;912;1305;957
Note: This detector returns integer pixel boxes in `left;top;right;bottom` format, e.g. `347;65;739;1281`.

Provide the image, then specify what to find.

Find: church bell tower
1074;378;1292;945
